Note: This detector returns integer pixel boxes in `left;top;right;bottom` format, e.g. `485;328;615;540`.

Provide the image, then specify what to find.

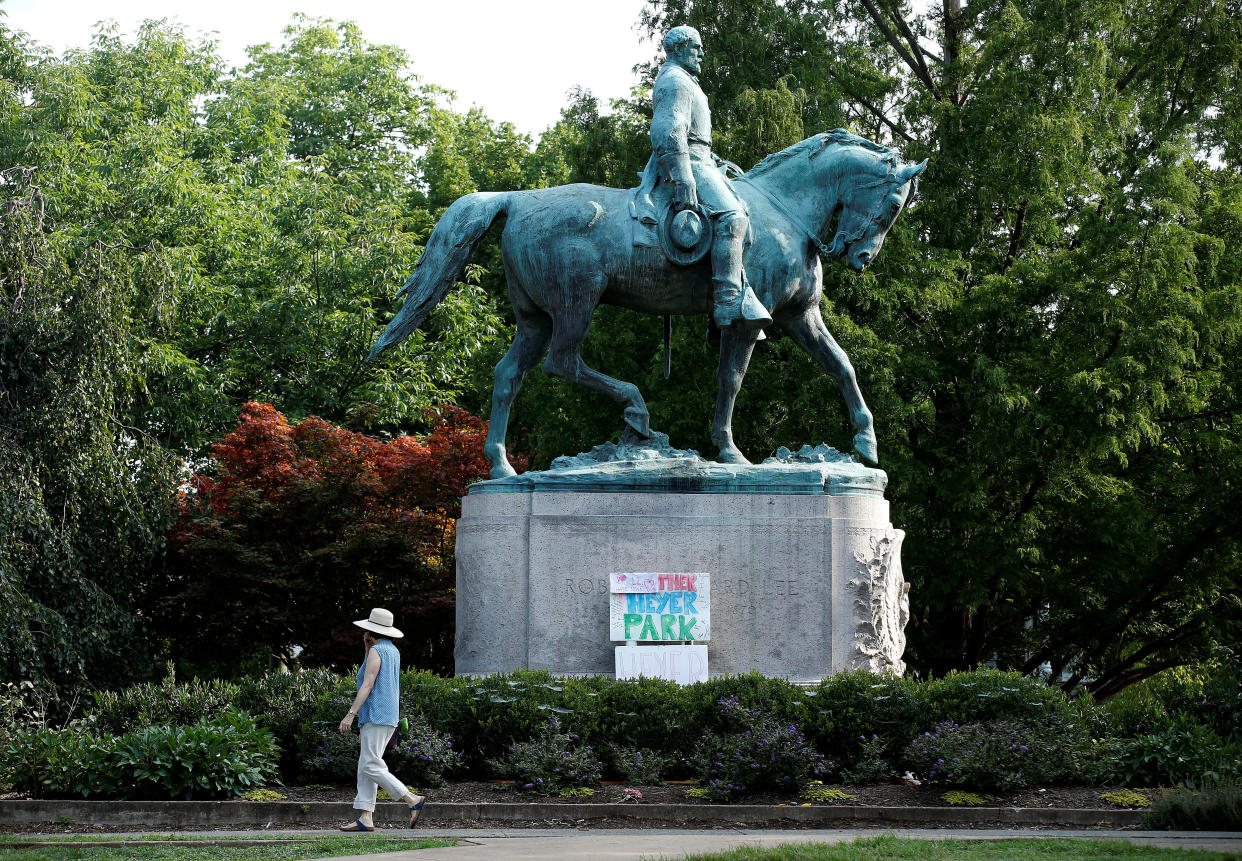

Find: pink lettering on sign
657;573;697;591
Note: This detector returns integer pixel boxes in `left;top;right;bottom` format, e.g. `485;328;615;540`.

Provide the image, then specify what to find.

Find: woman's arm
338;647;382;733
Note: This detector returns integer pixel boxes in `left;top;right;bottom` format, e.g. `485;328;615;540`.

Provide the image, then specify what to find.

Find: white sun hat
353;607;404;638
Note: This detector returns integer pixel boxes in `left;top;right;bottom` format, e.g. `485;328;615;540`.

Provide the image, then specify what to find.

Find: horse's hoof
489;461;518;479
623;407;652;438
853;431;879;466
716;446;751;465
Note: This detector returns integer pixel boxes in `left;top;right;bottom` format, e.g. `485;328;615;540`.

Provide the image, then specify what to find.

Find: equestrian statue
369;25;926;480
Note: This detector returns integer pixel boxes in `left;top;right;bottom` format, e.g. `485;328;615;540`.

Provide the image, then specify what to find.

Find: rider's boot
711;212;771;329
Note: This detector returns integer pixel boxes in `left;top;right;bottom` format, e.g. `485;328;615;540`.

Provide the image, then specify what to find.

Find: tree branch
858;0;940;95
824;65;917;143
881;0;937;88
1001;199;1028;273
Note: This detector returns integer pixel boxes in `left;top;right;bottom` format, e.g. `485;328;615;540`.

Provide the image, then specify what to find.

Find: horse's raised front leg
543;308;651;439
484;313;552;478
783;307;878;465
711;325;762;464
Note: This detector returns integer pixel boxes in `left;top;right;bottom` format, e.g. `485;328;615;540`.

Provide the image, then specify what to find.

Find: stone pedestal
454;440;908;682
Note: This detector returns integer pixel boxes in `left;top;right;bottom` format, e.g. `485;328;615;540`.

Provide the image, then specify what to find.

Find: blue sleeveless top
356;639;400;727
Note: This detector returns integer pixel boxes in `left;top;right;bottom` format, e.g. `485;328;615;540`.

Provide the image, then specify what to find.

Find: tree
147;403;502;676
0;165;179;693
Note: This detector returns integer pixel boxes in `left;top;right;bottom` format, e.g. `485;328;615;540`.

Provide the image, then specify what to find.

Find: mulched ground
1;783;1156;834
278;780;1149;810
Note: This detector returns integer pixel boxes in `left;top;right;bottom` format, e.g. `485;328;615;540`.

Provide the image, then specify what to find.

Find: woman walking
337;608;426;831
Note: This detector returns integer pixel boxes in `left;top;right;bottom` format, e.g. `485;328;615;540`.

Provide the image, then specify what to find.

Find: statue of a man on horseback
649;26;771;329
369;27;927;479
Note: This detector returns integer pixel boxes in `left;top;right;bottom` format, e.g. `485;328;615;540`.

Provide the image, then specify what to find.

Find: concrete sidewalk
13;828;1241;859
310;828;1242;859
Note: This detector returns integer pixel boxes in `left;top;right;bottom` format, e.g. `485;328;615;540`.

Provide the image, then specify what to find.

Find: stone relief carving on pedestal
850;528;910;675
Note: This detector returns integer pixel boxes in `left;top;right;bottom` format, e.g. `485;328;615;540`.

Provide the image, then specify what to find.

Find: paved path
308;828;1242;860
18;828;1241;859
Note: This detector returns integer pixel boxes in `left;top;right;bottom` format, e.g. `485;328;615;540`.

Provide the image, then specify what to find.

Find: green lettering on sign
660;614;676;640
640;615;660;640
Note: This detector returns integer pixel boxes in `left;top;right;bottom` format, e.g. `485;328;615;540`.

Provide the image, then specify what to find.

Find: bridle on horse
733;145;910;260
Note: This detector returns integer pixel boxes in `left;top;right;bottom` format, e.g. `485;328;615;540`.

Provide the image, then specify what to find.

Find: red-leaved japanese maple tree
149;402;509;675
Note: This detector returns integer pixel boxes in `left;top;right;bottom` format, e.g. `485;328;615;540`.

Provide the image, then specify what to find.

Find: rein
734;174;836;260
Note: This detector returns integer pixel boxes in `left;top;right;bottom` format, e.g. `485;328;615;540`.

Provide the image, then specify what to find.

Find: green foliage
688;695;825;801
0;14;530;694
2;710;278;800
920;670;1079;726
89;666;239;734
839;735;891;784
239;788;287;801
557;786;596;798
387;712;465;788
606;744;674;784
0;163;178;695
801;671;926;770
1145;783;1242;831
1108;715;1241;789
488;717;602;794
298;728;362;785
801;784;856;803
941;791;996;806
1100;790;1151;808
905;718;1089;792
1105;660;1242;741
234;669;347;768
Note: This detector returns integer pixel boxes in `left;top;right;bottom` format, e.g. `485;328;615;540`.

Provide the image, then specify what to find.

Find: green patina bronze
369;28;925;480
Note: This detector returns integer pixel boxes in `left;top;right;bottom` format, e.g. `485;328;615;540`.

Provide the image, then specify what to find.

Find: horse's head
827;153;927;271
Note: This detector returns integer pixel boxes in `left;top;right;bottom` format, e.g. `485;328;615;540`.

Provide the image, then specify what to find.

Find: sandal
339;819;373;832
408;797;426;828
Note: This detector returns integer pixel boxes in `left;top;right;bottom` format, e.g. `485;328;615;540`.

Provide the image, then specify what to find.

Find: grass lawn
0;834;455;860
678;835;1238;860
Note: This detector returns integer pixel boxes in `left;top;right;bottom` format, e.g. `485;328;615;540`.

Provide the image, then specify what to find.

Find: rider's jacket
650;62;718;188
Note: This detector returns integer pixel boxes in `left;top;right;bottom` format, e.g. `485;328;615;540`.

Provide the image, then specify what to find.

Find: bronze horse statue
369;129;926;478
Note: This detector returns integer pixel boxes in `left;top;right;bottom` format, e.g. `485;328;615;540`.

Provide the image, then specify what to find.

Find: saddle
629;154;749;262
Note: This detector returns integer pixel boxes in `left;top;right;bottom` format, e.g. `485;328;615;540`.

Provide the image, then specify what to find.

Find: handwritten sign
608;572;710;642
615;644;708;684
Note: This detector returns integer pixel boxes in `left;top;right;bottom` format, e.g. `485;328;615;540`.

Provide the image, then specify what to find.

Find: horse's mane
745;128;897;178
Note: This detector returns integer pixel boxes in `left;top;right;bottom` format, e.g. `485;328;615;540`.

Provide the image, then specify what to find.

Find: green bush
688;695;825;801
1145;782;1242;830
235;668;347;778
921;670;1078;726
2;727;119;798
606;744;674;784
3;709;278;799
488;717;602;793
112;710;280;799
904;717;1089;792
385;712;464;787
298;729;360;784
1109;714;1241;788
839;734;891;784
589;675;693;760
89;668;239;734
1107;661;1242;741
800;671;925;770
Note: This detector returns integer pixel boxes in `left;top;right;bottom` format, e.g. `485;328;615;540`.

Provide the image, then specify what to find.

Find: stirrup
713;283;772;329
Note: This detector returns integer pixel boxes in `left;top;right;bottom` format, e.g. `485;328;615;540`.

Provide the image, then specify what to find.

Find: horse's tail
368;191;511;361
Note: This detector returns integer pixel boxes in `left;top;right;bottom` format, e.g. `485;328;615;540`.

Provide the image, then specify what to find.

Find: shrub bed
4;709;278;799
8;664;1230;801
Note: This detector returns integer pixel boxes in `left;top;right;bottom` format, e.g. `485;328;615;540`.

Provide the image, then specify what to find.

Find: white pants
353;723;408;812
